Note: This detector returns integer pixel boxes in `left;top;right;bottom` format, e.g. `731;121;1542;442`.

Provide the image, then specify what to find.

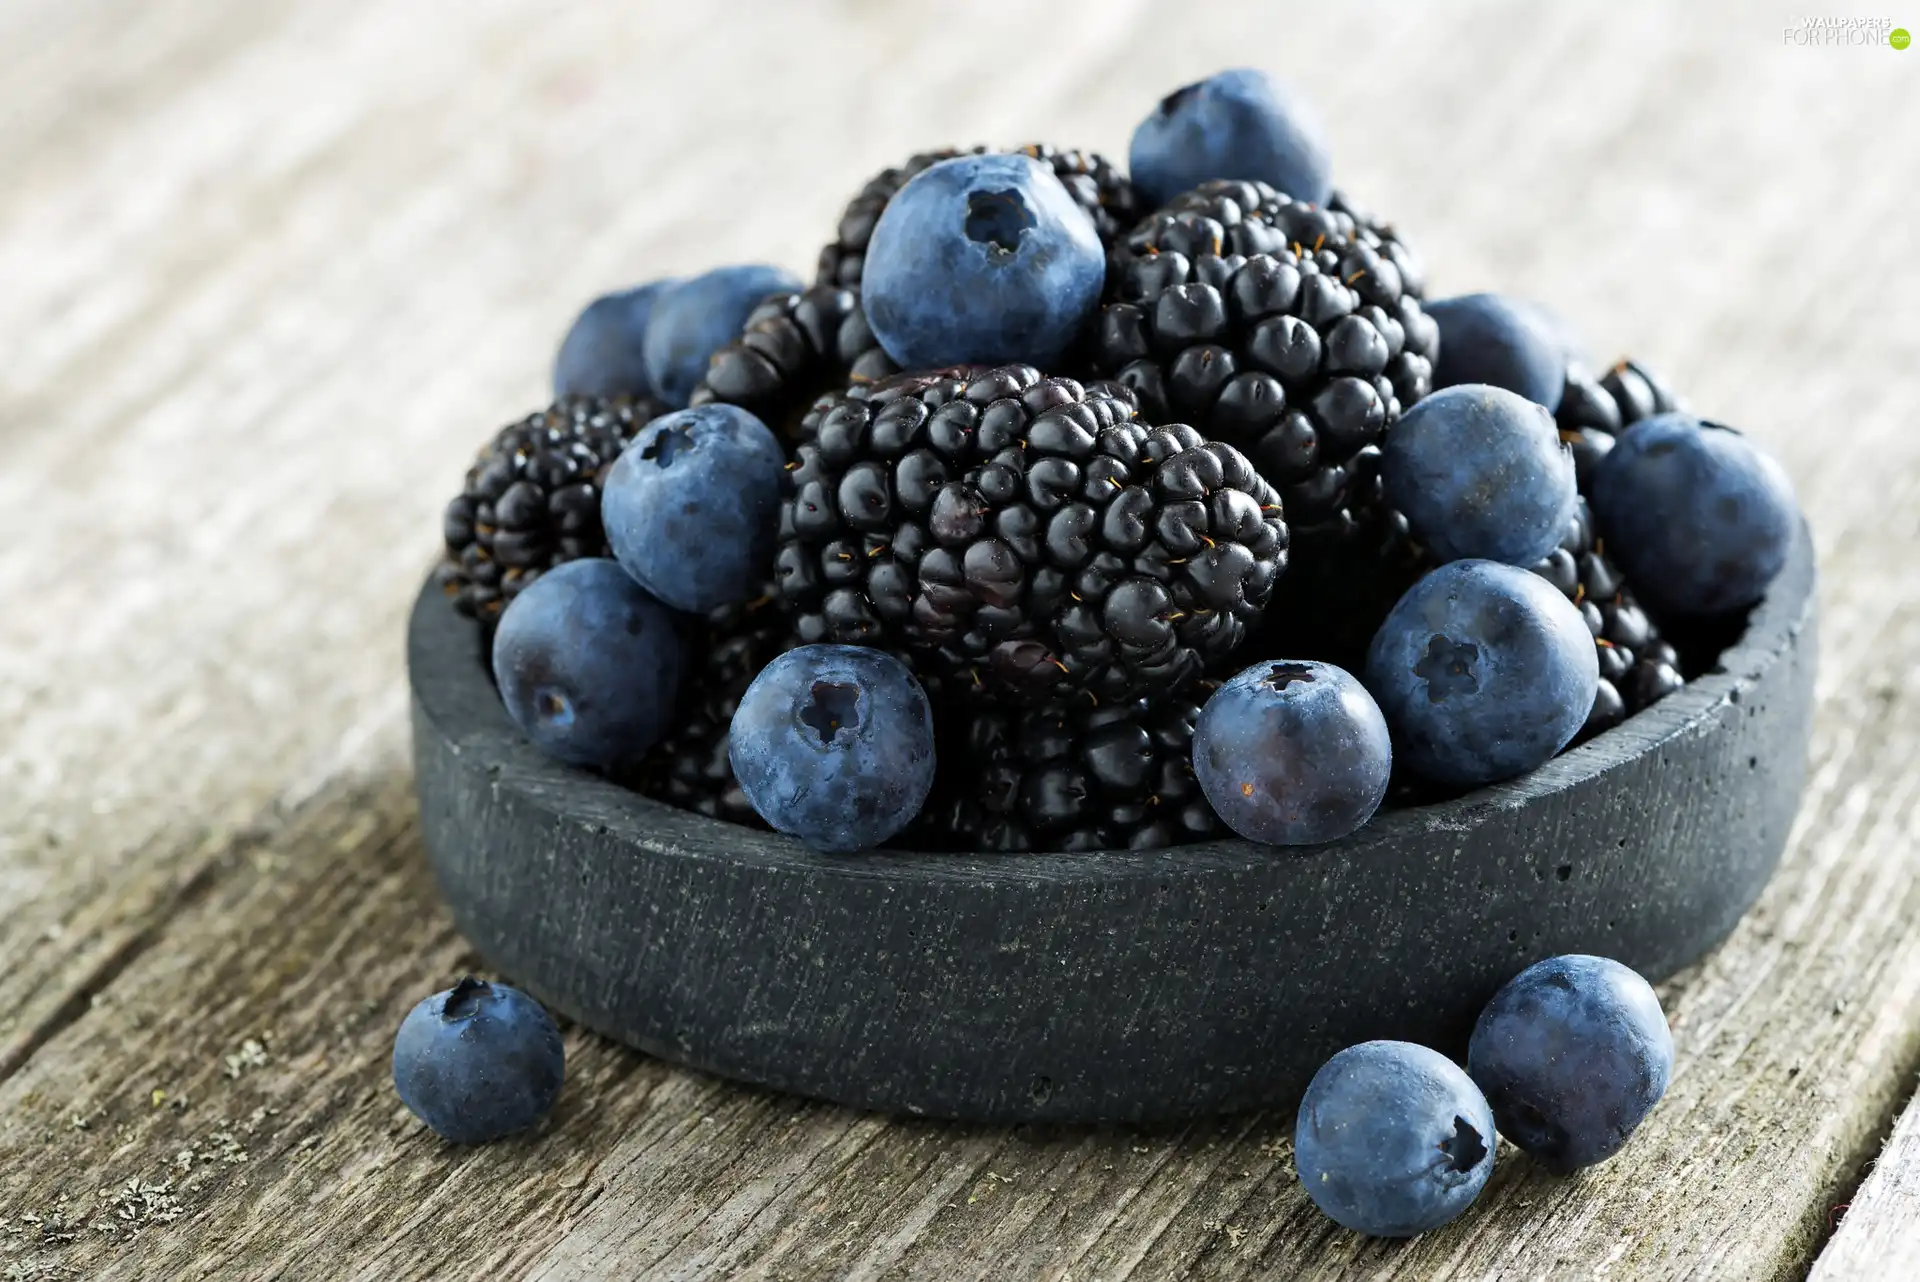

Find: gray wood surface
1815;1069;1920;1280
2;1;1917;1279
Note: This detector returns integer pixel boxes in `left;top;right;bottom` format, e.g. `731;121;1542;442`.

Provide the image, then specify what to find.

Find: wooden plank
1813;1077;1920;1280
2;0;1919;1278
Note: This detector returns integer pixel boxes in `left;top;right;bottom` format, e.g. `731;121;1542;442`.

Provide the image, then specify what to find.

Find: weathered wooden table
4;2;1917;1278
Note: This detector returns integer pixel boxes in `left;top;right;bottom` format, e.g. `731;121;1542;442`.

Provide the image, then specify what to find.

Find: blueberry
1295;1040;1496;1237
1383;384;1577;567
1468;955;1674;1172
1588;413;1797;618
1194;660;1392;845
392;977;564;1144
602;404;786;613
1365;560;1598;786
861;154;1105;370
552;278;678;401
729;645;936;851
1426;293;1566;411
1129;68;1333;209
491;558;684;770
1515;298;1587;370
643;264;803;408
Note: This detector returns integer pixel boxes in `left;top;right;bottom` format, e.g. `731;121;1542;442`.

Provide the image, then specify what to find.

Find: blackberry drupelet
623;590;790;827
912;693;1218;852
774;365;1289;705
1556;358;1683;487
688;285;897;440
1529;499;1684;742
437;396;665;624
815;144;1139;290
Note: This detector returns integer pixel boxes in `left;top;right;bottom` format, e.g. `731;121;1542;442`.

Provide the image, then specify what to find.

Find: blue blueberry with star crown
1468;954;1674;1172
860;153;1105;371
1426;292;1567;411
729;645;937;852
602;403;786;613
392;977;565;1144
1193;659;1392;846
1295;1040;1497;1237
1588;413;1797;618
552;278;679;401
491;557;684;770
1365;560;1598;786
643;264;803;408
1383;383;1578;567
1129;68;1334;209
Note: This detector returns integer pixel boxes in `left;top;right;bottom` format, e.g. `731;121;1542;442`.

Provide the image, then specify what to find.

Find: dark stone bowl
408;524;1817;1124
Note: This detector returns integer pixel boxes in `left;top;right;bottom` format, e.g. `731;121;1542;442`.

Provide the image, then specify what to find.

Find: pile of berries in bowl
410;66;1804;1236
437;68;1797;857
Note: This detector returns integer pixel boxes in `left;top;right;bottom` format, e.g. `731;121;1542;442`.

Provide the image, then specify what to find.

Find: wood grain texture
1;1;1917;1279
1814;1069;1920;1280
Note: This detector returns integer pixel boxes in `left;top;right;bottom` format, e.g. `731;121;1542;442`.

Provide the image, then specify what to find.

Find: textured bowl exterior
408;525;1817;1123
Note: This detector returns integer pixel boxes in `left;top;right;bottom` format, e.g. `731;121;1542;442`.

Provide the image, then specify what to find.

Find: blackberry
775;365;1289;705
623;590;790;827
688;285;897;440
1529;499;1684;742
815;144;1140;290
1556;357;1683;488
1090;180;1435;541
437;396;665;623
1087;181;1435;668
911;693;1218;852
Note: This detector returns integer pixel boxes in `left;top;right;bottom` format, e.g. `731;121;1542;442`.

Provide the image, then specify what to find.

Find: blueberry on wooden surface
1295;1040;1496;1237
392;978;565;1145
1468;954;1674;1172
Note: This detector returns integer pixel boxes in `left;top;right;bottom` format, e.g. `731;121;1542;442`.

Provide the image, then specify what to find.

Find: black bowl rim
409;521;1817;883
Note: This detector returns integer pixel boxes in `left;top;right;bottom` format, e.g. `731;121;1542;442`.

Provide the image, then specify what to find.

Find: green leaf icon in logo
1893;27;1912;49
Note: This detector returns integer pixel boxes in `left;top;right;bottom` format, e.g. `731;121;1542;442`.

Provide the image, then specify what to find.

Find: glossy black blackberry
1091;180;1435;543
1556;357;1683;488
910;694;1218;852
622;590;789;826
1529;499;1684;743
437;396;665;623
815;144;1140;289
775;365;1289;705
688;285;897;440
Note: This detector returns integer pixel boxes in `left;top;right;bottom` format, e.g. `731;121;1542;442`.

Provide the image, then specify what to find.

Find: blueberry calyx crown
442;976;492;1021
